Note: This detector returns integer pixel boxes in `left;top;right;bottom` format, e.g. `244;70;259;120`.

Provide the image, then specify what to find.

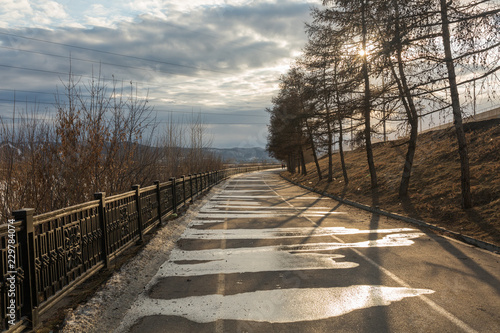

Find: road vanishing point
113;169;500;332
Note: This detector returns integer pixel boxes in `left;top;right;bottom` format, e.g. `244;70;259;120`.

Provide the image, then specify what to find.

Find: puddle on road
278;233;425;252
203;203;329;209
189;220;225;226
225;184;272;187
209;201;262;206
157;246;357;277
214;195;280;199
220;190;275;193
157;232;423;277
182;227;418;239
196;212;347;219
120;285;434;327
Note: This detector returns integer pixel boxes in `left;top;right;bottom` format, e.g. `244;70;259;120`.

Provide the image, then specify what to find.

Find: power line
0;58;278;97
0;45;207;79
0;97;268;118
0;62;175;89
0;32;275;119
0;31;229;75
0;115;267;125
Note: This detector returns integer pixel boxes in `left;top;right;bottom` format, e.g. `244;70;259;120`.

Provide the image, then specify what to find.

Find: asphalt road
115;169;500;332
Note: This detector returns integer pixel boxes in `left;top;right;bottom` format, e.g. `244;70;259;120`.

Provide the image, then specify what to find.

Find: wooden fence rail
0;165;278;332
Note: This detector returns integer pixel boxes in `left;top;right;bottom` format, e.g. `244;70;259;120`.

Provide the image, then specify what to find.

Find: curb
281;174;500;254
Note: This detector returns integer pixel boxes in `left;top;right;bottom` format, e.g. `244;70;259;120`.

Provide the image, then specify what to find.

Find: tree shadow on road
400;195;423;221
364;186;390;332
427;233;500;295
464;208;500;245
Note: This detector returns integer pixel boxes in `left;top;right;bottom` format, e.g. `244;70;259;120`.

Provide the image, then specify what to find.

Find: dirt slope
283;119;500;247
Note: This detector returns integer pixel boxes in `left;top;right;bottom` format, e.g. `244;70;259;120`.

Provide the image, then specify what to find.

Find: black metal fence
0;165;277;332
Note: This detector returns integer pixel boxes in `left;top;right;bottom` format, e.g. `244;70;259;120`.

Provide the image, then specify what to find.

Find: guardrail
0;165;278;332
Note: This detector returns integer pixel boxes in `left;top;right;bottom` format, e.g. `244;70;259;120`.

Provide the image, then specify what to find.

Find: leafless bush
0;68;222;220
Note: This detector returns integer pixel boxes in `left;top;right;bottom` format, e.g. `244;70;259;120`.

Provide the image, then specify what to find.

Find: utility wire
0;98;268;118
0;31;228;74
0;59;278;96
0;115;267;125
0;45;207;79
0;63;180;89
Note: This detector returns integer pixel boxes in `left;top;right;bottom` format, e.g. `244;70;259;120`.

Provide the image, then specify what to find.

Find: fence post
170;177;177;214
181;175;186;206
154;180;162;225
94;193;110;268
12;208;39;329
188;174;194;203
132;185;144;243
195;174;199;198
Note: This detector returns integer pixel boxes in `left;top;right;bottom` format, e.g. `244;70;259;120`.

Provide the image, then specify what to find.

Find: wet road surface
115;169;500;332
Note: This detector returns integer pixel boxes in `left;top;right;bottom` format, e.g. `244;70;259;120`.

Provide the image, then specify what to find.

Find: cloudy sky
0;0;321;148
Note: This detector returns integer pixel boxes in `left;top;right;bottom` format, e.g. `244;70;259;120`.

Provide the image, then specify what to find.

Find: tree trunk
322;67;334;183
300;147;307;175
361;0;378;188
337;120;348;184
440;0;473;208
327;121;333;182
297;153;301;174
399;119;418;197
391;1;419;197
336;99;349;185
288;155;295;174
306;120;323;180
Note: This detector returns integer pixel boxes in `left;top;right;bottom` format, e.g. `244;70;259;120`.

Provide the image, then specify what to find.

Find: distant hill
209;147;278;163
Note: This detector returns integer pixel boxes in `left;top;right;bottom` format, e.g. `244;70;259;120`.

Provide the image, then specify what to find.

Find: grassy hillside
283;119;500;247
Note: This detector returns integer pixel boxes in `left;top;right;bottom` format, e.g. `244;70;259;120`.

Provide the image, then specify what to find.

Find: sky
0;0;321;148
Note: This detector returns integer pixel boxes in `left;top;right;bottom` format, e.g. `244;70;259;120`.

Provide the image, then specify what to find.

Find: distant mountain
209;147;278;163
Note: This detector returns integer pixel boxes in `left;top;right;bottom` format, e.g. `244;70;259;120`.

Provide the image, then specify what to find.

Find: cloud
0;1;318;148
127;0;168;20
0;0;70;29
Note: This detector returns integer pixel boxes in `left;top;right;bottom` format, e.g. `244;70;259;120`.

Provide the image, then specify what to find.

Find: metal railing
0;165;278;331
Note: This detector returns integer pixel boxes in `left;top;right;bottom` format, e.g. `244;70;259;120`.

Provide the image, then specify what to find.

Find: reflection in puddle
157;247;357;277
119;285;434;328
182;227;418;239
197;212;346;218
157;232;423;277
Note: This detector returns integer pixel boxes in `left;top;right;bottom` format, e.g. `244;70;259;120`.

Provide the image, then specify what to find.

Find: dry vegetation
0;74;222;220
283;119;500;246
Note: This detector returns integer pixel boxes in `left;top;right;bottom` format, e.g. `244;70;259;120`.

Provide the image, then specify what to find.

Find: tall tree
439;0;472;208
430;0;499;208
321;0;378;187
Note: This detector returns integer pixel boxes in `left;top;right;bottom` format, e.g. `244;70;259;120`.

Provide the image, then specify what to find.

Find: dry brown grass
284;119;500;246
